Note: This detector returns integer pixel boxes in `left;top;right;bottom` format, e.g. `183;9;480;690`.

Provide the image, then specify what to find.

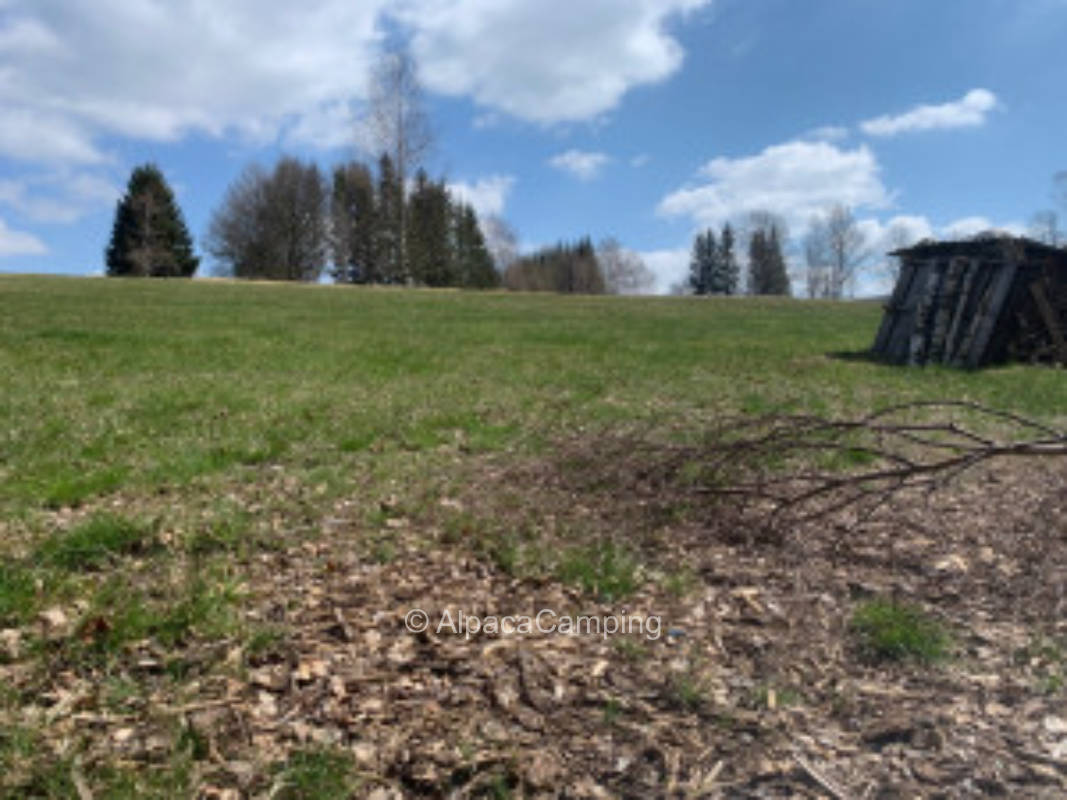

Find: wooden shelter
871;236;1067;367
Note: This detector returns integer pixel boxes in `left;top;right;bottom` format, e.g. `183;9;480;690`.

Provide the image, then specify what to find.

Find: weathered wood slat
943;257;979;364
964;257;1021;368
887;257;934;363
908;259;944;366
929;256;967;363
1029;279;1067;364
873;261;916;355
873;237;1067;367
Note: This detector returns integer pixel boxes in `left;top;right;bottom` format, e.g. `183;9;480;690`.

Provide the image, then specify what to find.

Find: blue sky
1;0;1065;294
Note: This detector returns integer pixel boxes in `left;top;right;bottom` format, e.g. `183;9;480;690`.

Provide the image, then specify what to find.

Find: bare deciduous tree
481;215;519;273
1029;210;1061;247
365;46;433;282
1053;170;1067;212
206;157;327;281
803;215;829;299
597;237;655;295
820;204;869;299
883;219;922;284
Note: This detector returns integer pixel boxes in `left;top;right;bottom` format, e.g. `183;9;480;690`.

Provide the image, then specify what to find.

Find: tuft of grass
0;725;78;797
153;574;241;648
1015;635;1065;695
557;540;639;602
612;638;649;662
186;507;253;556
662;567;698;599
42;467;127;509
602;697;623;726
371;538;396;565
851;598;950;664
245;624;288;664
486;533;521;576
272;747;359;800
36;513;154;571
441;510;486;545
75;571;240;656
666;671;709;712
0;563;37;626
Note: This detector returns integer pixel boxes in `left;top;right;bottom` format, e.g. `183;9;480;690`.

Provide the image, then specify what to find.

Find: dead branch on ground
695;401;1066;530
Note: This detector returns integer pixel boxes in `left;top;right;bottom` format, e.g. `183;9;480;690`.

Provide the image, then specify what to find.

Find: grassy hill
0;275;1064;797
2;275;1061;514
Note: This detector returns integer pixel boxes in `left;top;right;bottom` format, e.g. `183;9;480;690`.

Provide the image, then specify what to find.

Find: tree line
103;44;656;295
103;159;654;294
684;204;876;299
201;154;498;288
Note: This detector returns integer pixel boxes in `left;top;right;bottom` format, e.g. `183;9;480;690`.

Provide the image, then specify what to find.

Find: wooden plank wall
872;241;1067;367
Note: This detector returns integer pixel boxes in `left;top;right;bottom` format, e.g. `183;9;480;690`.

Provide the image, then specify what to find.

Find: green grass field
0;275;1064;796
2;275;1062;517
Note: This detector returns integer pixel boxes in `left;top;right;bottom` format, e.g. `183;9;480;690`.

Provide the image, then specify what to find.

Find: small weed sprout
851;598;950;664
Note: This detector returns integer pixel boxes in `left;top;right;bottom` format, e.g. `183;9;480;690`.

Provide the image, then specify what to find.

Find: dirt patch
2;435;1065;797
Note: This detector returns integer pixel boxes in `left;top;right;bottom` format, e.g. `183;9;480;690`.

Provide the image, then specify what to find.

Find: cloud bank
657;140;891;233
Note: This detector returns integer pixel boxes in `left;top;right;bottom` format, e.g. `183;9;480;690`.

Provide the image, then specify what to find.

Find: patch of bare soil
3;439;1065;798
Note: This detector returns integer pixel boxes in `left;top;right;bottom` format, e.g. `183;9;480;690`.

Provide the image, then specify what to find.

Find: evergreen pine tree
408;170;454;286
765;226;791;295
105;164;198;277
748;227;791;295
748;230;767;294
375;154;403;283
453;203;498;288
688;229;717;295
718;223;739;295
329;161;377;283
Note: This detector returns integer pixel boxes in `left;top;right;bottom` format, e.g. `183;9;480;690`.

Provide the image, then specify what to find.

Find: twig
695;401;1066;527
71;756;94;800
793;752;852;800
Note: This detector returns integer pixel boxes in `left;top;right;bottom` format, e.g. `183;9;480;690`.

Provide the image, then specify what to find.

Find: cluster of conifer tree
105;156;498;288
688;224;739;295
747;224;791;295
329;155;498;288
686;217;791;296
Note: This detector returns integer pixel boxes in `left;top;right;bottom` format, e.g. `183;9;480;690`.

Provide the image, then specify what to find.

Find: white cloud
630;154;651;167
941;215;1024;238
860;89;998;137
398;0;711;124
657;140;891;233
849;214;936;296
548;149;611;181
447;174;515;218
638;247;689;294
0;106;107;165
854;215;935;254
0;171;119;223
0;16;62;54
282;100;361;151
0;1;711;168
0;216;47;256
0;1;389;163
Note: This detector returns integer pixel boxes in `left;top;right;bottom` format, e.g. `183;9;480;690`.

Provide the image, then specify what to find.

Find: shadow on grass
825;348;891;365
